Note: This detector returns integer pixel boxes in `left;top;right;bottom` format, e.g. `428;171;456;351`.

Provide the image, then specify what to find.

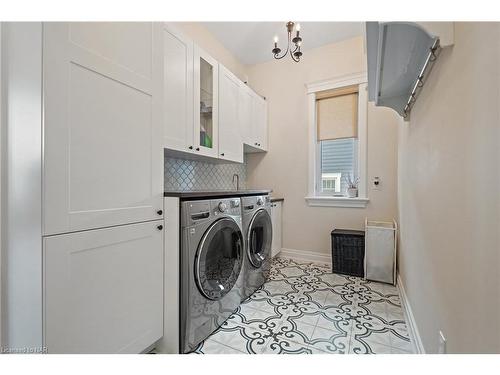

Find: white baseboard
397;273;425;354
278;248;332;266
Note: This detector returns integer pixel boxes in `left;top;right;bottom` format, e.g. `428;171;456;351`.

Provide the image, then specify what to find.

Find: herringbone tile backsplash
164;152;247;191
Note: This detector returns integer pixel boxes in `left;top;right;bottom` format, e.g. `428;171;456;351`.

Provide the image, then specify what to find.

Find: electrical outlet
372;176;381;190
438;330;447;354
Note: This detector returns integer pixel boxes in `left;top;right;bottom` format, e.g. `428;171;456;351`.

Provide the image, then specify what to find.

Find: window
316;86;359;196
320;139;357;195
305;74;368;208
321;172;341;193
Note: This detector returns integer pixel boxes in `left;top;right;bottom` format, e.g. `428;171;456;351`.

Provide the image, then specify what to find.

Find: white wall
398;22;500;353
175;22;248;82
245;37;400;255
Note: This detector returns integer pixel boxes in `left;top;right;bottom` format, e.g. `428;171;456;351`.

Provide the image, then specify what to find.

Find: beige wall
246;36;400;255
398;22;500;353
175;22;248;82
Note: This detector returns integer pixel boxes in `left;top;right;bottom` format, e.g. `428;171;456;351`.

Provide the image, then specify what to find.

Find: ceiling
202;22;364;65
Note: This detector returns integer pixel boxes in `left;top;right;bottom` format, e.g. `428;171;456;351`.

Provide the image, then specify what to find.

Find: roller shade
317;86;358;141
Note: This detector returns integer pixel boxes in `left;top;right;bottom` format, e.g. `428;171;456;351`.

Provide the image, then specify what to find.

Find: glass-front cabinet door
193;46;218;158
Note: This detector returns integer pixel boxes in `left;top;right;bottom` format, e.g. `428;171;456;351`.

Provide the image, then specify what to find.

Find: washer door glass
247;209;273;268
195;217;244;300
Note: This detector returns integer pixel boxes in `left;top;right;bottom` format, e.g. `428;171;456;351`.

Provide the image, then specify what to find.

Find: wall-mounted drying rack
366;22;451;121
402;38;441;119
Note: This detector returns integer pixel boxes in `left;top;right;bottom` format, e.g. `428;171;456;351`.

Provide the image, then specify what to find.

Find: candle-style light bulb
274;35;278;44
296;23;301;32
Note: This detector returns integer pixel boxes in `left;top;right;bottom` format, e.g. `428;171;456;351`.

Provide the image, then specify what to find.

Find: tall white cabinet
2;22;165;354
41;22;165;353
43;23;164;235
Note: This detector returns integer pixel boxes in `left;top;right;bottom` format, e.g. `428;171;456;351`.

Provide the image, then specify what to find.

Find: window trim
305;72;368;208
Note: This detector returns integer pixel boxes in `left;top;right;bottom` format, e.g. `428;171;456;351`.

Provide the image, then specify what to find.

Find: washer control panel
211;198;241;216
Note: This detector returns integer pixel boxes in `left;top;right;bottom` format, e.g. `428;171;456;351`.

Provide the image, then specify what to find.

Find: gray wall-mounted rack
366;22;441;120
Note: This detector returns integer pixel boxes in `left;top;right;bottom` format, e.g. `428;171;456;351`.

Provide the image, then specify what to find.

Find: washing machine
180;197;244;353
241;195;273;301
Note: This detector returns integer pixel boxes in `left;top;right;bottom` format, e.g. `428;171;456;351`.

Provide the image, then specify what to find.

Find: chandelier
272;21;303;62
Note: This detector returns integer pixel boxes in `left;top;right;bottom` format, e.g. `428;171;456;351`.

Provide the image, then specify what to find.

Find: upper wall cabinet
163;24;194;154
219;65;244;163
366;22;443;119
252;93;268;151
43;22;164;235
240;84;268;153
162;23;267;162
238;81;253;147
194;46;219;158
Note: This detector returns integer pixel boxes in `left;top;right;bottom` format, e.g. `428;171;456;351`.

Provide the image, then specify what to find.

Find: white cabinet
252;94;268;151
271;200;283;257
43;22;164;235
163;25;194;153
162;24;267;162
43;220;164;353
238;82;254;146
193;45;219;158
241;86;268;153
218;65;243;163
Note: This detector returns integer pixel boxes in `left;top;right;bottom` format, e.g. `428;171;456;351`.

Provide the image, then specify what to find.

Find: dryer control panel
242;195;271;212
182;198;242;227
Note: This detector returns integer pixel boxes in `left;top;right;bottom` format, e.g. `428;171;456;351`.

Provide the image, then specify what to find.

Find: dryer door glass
195;218;244;300
247;209;273;268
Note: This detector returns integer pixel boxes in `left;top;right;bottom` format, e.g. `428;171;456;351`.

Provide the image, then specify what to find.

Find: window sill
305;196;369;208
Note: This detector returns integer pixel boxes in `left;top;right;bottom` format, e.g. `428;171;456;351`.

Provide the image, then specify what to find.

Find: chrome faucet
232;174;240;191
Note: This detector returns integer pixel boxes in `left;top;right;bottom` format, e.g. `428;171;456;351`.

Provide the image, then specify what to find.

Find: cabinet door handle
196;147;200;151
188;146;193;150
221;153;225;156
157;210;163;215
157;225;163;231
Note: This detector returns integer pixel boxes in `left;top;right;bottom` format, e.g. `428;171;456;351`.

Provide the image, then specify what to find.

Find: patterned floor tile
309;325;350;354
350;325;393;347
349;339;393;354
194;257;414;355
390;346;413;354
275;314;317;345
195;339;246;354
261;337;314;354
206;322;270;354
